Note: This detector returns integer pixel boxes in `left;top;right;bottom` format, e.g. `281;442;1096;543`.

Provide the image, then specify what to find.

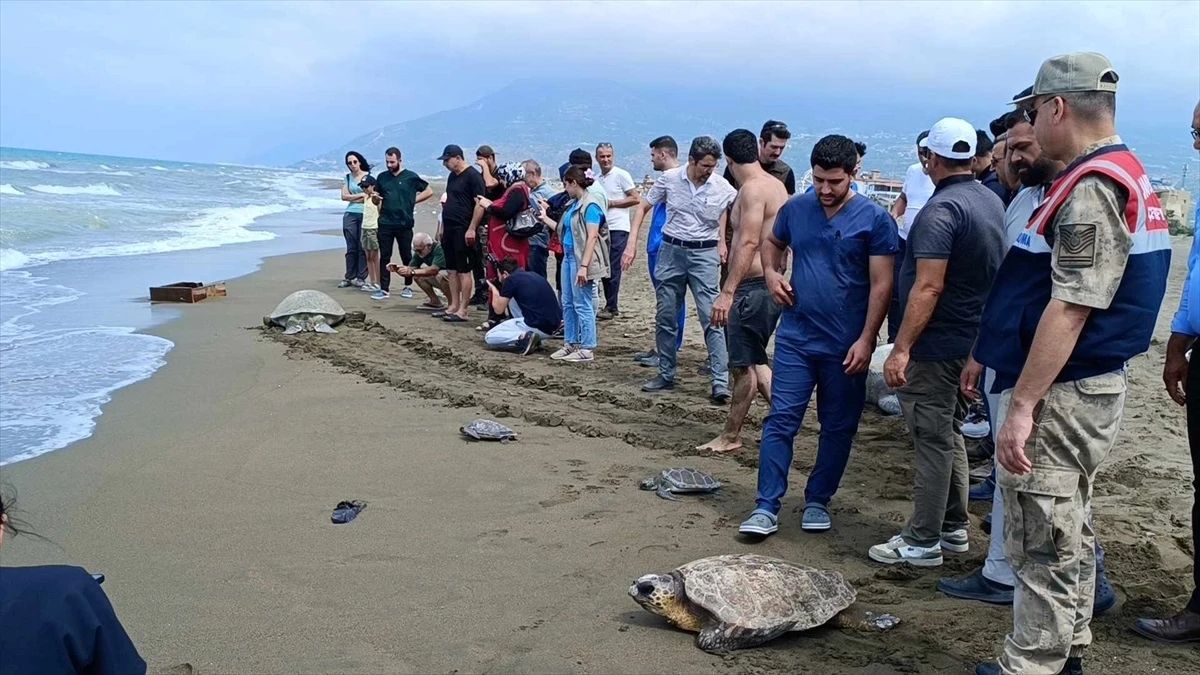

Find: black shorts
726;277;781;368
441;226;472;274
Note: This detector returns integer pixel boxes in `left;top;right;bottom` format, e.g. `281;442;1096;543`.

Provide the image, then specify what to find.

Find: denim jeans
561;251;597;349
602;230;629;313
653;241;727;387
342;212;366;281
755;336;867;514
647;243;684;350
528;245;549;280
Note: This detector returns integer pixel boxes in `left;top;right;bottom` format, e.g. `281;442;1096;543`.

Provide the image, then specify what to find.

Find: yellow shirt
362;194;380;231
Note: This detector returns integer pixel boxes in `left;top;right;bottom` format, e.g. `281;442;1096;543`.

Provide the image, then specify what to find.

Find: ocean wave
28;183;122;196
0;248;31;271
0;203;287;270
0;160;51;171
0;184;24;195
150;165;169;171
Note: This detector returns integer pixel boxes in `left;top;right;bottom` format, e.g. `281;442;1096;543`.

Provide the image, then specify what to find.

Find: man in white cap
972;53;1171;675
870;117;1006;568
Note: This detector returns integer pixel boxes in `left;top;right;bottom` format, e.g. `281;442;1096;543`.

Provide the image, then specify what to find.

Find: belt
662;235;717;249
735;276;767;292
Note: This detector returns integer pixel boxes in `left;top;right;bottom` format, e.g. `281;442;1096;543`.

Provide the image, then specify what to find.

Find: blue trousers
647;243;684;350
561;251;597;349
755;338;868;514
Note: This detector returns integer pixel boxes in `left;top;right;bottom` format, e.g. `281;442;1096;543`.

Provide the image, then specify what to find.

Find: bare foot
696;435;742;454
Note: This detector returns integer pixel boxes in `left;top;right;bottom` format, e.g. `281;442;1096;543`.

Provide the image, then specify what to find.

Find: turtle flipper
313;320;337;334
655;484;680;501
282;317;303;335
696;621;792;652
829;609;901;632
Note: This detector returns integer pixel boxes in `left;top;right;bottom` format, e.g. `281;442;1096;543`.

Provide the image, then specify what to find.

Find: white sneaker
550;345;576;360
868;534;943;567
399;287;414;299
940;528;970;553
359;283;378;292
563;349;594;363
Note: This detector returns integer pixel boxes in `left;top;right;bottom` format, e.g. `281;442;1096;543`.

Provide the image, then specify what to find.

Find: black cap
568;148;592;168
358;175;377;189
1011;85;1034;103
437;144;463;161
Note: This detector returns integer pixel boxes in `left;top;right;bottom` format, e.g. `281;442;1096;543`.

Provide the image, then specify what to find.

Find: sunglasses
1192;128;1200;141
1024;97;1057;126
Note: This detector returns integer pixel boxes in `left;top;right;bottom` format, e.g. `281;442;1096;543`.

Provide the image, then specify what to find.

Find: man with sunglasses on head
971;53;1171;675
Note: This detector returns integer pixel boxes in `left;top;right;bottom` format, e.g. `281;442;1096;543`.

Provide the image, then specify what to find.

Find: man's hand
621;246;637;271
960;355;984;401
711;291;733;328
765;270;794;307
476;196;493;209
465;228;477;246
883;348;909;389
843;338;873;375
1164;335;1192;406
718;239;728;265
575;267;588;287
996;402;1035;475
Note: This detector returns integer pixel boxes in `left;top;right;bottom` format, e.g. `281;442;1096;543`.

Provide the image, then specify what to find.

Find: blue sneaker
398;287;414;299
371;290;389;301
738;510;778;537
801;503;832;532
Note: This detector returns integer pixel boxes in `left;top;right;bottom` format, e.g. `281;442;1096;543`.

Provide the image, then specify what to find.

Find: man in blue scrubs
739;135;897;536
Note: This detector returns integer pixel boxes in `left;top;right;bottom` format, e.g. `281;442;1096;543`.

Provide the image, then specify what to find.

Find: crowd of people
326;51;1197;673
3;50;1196;675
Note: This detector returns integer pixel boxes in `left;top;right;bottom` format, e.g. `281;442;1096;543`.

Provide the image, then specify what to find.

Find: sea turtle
264;290;346;335
460;419;517;442
639;468;721;501
629;553;900;652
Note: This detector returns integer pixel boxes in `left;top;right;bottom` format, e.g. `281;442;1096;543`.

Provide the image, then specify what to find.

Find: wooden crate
149;281;227;303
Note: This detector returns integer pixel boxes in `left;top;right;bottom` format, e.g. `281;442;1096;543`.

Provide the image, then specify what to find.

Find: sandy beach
3;202;1198;674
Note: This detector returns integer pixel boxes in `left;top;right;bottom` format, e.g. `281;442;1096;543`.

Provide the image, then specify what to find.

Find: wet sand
3;207;1197;674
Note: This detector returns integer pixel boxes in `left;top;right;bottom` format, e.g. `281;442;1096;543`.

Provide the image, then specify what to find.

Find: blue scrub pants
755;337;868;514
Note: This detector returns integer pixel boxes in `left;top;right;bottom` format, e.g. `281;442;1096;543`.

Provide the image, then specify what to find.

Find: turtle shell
677;553;855;632
460;419;517;441
661;468;721;492
268;290;346;324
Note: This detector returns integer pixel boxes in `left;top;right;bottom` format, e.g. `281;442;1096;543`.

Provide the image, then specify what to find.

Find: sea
0;147;346;465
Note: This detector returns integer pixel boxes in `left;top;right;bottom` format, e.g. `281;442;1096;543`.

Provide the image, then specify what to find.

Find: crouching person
389;232;451;310
484;258;562;355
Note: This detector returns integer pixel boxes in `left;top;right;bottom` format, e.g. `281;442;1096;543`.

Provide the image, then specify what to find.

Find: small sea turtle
264;290;346;335
460;419;517;443
629;553;900;653
639;468;721;501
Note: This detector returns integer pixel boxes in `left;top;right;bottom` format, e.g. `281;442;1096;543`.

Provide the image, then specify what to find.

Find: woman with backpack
474;163;535;330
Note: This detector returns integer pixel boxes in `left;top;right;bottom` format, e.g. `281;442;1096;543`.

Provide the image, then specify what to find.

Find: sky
1;0;1197;165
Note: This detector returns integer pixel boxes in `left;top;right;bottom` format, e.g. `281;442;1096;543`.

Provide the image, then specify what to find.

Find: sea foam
28;183;122;196
0;183;24;195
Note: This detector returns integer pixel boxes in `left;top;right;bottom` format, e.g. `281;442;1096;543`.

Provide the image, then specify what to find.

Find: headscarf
494;162;525;188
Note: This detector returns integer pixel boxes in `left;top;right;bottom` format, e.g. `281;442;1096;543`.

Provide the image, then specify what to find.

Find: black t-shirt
898;174;1006;361
723;159;796;195
375;169;429;228
501;270;561;334
444;166;486;229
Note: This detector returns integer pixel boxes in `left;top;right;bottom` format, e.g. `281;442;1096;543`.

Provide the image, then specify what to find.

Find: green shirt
412;243;446;270
375;169;429;228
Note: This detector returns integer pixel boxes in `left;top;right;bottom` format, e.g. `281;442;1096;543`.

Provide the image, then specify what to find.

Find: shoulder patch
1055;223;1097;268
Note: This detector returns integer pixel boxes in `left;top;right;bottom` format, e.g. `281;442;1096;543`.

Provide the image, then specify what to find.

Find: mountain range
297;79;1197;189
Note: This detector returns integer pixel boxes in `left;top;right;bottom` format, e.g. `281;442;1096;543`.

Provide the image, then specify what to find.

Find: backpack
503;184;544;239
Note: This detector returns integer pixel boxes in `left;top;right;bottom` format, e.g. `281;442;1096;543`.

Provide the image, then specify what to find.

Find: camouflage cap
1013;52;1119;103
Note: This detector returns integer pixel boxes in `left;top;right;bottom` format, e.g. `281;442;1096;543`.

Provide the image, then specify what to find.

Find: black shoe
976;657;1082;675
1133;608;1200;643
515;331;540;356
641;376;675;392
632;349;656;361
597;308;615;321
937;567;1013;605
981;512;993;535
711;384;731;405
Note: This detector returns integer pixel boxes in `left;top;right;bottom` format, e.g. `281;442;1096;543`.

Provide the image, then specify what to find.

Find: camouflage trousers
995;370;1127;675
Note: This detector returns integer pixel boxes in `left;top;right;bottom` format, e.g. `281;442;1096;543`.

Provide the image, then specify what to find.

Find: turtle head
629;573;683;616
638;476;658;491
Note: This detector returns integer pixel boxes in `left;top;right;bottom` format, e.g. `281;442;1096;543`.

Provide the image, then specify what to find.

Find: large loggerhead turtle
264;290;346;335
629;553;899;652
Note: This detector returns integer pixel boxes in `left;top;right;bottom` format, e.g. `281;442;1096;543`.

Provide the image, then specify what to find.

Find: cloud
1;0;1196;163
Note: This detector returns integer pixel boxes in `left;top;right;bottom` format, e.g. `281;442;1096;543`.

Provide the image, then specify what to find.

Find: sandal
331;500;367;524
431;310;447;318
442;314;467;323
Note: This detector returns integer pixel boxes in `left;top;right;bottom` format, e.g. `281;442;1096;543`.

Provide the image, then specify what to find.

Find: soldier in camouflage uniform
972;53;1172;675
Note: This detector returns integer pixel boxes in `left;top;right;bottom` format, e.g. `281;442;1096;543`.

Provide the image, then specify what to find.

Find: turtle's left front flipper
830;610;901;632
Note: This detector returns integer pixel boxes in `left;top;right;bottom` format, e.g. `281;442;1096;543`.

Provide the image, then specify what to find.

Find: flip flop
331;500;367;524
443;315;467;323
419;303;445;311
431;310;447;318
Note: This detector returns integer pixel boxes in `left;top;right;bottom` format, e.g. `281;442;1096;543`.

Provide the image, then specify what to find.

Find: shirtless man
700;129;789;453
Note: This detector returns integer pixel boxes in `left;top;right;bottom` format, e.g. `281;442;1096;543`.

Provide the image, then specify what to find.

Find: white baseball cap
924;117;976;160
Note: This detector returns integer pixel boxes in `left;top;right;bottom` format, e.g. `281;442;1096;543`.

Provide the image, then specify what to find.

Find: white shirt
597;166;636;233
645;167;737;242
1004;185;1045;249
900;162;935;240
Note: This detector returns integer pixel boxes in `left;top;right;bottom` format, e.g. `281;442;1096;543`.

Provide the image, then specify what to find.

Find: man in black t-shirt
437;144;486;322
483;258;562;355
374;146;432;300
